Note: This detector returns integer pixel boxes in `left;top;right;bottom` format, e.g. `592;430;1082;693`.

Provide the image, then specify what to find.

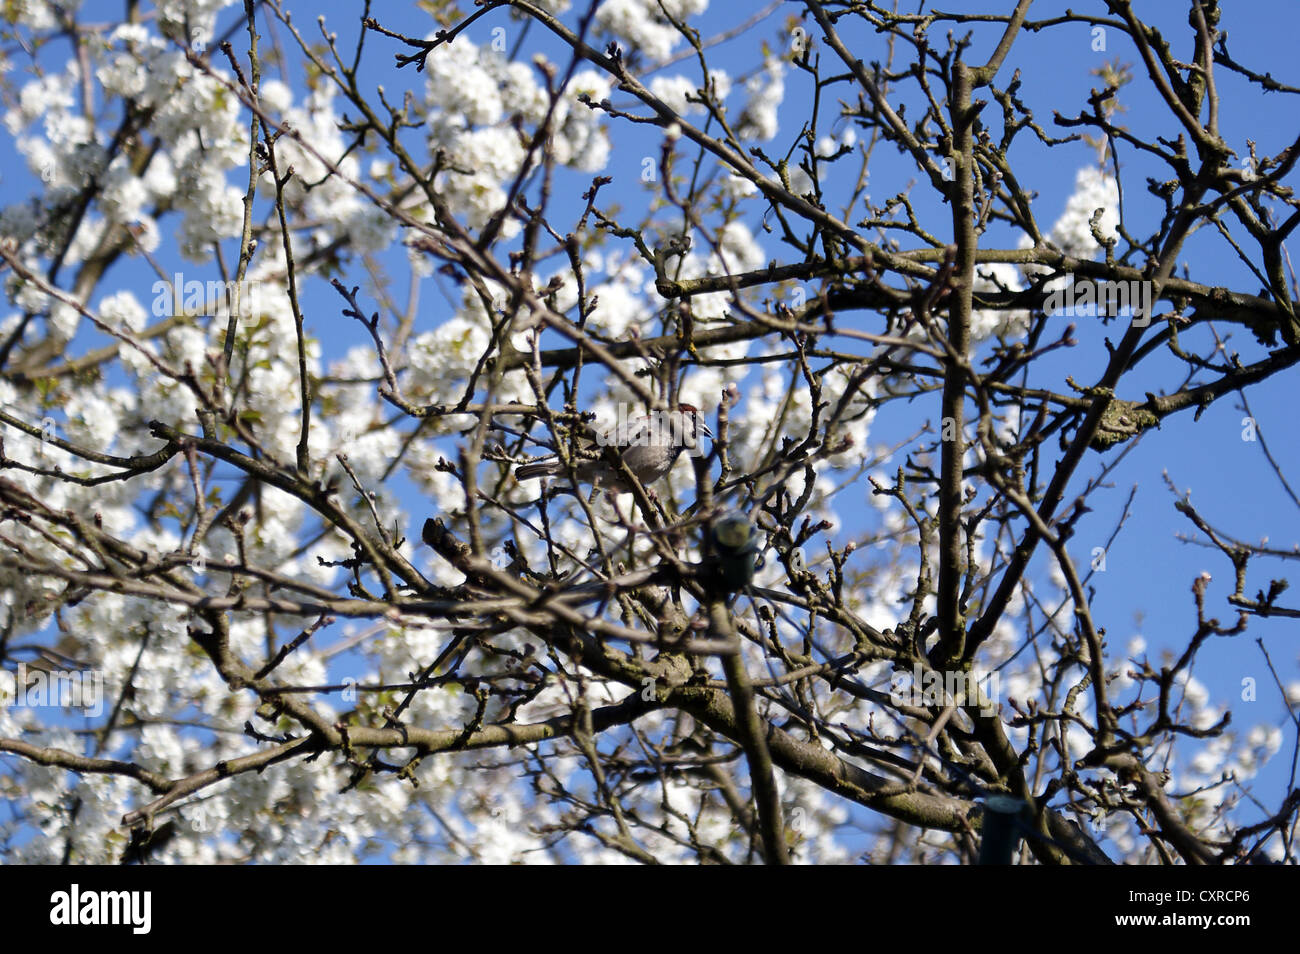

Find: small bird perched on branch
515;403;712;492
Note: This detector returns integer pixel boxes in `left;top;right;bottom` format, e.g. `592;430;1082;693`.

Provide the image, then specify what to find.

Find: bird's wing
594;413;649;450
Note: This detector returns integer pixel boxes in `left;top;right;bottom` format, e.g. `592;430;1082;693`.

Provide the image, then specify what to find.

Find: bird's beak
698;418;714;439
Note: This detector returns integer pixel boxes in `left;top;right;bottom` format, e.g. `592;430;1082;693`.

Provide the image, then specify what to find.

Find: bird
515;403;712;492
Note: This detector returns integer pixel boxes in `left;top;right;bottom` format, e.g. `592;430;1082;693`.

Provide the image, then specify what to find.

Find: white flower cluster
736;58;787;142
971;261;1030;340
649;71;731;116
1042;165;1120;258
257;82;395;255
662;220;767;322
596;0;709;63
421;39;611;233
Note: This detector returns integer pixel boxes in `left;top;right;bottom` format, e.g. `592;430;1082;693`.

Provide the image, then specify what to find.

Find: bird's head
675;403;713;448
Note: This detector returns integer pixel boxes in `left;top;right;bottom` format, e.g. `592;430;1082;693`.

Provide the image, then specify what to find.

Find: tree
0;0;1296;865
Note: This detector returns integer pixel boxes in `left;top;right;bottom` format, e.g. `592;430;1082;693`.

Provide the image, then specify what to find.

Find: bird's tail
515;459;561;481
